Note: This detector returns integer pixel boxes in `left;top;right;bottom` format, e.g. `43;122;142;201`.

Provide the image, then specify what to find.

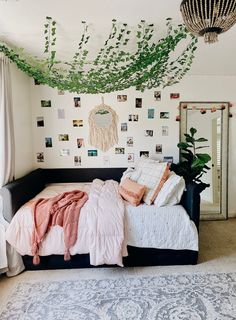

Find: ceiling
0;0;236;76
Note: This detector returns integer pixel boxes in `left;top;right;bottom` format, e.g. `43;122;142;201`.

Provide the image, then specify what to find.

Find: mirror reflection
180;102;229;220
187;109;221;215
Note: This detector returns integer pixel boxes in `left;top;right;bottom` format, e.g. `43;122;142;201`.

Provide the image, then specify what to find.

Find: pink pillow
119;178;146;206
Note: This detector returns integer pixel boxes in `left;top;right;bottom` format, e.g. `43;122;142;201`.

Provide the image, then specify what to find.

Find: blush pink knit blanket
31;190;88;265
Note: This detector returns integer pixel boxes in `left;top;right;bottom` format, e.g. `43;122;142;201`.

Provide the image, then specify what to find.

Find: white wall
30;84;180;169
11;64;34;178
29;75;236;216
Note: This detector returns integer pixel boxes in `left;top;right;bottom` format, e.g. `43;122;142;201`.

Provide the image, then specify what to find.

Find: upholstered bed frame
0;168;204;269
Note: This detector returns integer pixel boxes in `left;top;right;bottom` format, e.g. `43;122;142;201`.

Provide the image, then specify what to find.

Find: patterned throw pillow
119;178;146;206
136;161;170;205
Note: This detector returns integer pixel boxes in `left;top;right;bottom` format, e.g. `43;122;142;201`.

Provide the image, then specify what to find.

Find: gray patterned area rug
1;272;236;320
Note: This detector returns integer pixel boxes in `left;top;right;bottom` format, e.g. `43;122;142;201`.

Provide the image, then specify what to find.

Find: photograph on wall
115;147;125;154
163;156;173;163
127;137;134;147
59;134;69;141
145;130;153;137
148;109;155;119
88;150;98;157
154;91;161;101
103;155;110;166
74;156;82;166
58;89;65;95
74;97;81;107
77;138;84;148
36;152;44;162
135;98;142;108
121;123;128;132
41;100;51;108
57;108;65;119
127;153;134;162
170;93;180;99
162;126;169;136
155;144;162;154
60;149;70;156
160;112;170;119
73;119;83;127
45;137;52;148
36;116;44;127
117;95;127;102
128;114;139;122
140;151;149;158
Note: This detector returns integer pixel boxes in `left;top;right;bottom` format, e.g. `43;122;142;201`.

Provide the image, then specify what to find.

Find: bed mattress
6;183;198;257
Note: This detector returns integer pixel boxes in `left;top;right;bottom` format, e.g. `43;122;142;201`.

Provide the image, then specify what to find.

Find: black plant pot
193;181;210;194
180;181;209;231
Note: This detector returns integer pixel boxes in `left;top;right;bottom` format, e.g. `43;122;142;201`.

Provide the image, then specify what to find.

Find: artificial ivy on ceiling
0;17;198;94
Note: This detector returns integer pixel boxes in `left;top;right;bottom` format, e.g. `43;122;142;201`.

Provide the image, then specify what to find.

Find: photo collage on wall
36;98;85;164
36;91;179;164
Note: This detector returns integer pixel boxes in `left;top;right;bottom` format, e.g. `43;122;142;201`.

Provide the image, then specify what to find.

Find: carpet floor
1;272;236;319
1;219;236;319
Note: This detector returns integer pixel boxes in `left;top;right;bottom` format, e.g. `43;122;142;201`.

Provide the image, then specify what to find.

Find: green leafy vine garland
0;17;198;94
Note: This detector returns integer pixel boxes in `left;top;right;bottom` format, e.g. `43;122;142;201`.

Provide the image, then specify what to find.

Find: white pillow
120;167;141;183
136;162;169;205
136;157;160;171
121;158;160;184
154;172;185;207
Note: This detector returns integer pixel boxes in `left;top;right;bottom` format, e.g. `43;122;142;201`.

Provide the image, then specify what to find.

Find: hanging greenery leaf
0;17;198;94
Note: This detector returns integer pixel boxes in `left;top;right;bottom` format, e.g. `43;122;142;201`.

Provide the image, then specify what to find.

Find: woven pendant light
180;0;236;44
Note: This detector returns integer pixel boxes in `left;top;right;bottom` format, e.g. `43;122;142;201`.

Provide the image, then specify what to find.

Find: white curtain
0;54;15;187
0;56;24;275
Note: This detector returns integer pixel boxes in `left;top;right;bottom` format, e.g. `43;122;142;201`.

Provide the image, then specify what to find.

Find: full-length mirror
180;102;229;220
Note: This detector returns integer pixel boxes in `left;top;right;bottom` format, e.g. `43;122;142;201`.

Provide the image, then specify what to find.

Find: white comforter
81;179;125;266
6;182;198;262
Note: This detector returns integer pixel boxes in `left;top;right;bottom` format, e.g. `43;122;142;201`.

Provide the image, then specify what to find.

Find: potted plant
171;127;211;192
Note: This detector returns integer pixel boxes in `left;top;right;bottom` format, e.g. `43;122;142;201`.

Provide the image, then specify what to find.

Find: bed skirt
22;247;198;270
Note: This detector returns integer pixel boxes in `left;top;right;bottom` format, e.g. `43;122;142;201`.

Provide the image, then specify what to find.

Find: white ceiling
0;0;236;75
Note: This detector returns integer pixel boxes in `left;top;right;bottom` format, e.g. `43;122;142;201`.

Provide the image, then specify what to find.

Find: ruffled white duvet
6;182;198;258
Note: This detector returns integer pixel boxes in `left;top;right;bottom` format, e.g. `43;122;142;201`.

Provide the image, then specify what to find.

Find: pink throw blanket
31;190;88;264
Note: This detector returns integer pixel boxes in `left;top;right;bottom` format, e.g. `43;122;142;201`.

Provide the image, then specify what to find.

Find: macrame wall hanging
88;98;118;152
